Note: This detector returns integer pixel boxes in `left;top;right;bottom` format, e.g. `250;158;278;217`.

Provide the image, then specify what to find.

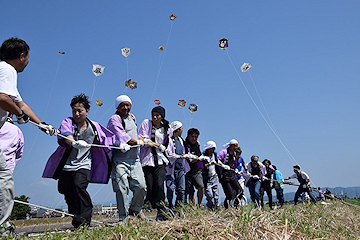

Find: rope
14;200;107;225
28;120;139;150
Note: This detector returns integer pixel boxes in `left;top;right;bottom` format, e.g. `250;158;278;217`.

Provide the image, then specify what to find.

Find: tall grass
5;200;360;239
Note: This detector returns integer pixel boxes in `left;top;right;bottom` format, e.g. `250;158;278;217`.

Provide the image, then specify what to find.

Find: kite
95;100;103;106
92;64;105;77
188;104;198;113
170;14;177;20
241;63;252;72
154;100;161;105
178;100;186;108
159;46;164;51
219;38;228;50
121;48;131;58
58;51;65;55
125;79;137;89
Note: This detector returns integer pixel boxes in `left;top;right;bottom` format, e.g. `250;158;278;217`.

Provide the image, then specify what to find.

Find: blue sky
2;1;359;208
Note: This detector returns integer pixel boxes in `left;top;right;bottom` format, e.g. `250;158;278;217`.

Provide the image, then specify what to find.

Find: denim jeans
247;180;261;207
166;160;185;208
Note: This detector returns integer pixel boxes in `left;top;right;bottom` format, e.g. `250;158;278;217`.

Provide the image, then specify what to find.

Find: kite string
144;20;175;119
13;55;64;177
247;71;279;136
126;57;129;81
225;50;299;166
90;75;99;101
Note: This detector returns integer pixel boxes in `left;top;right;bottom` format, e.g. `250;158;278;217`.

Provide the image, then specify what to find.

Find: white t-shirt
0;61;22;126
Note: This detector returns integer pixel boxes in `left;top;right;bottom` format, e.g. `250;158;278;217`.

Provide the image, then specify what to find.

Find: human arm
16;101;41;124
0;93;22;116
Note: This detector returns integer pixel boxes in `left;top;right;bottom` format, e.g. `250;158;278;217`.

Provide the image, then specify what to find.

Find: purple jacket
217;148;238;167
42;117;115;184
138;119;177;167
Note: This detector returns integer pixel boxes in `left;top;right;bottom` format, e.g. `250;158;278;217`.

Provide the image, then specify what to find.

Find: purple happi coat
42;117;115;184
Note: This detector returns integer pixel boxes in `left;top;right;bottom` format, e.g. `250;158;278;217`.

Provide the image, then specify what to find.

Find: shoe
129;209;147;220
118;216;130;223
155;211;168;221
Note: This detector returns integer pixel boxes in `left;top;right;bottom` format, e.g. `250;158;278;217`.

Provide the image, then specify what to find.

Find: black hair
293;165;301;171
0;37;29;61
70;94;91;111
187;128;200;137
235;146;242;155
262;159;271;165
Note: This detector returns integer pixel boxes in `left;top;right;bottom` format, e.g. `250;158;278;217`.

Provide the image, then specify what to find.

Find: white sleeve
301;172;310;181
0;63;22;102
289;173;297;179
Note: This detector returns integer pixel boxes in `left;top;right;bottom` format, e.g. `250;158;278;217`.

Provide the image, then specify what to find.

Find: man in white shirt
0;37;57;228
284;165;317;204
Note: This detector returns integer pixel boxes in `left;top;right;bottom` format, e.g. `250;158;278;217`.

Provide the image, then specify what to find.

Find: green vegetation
4;200;360;239
10;195;31;220
345;198;360;207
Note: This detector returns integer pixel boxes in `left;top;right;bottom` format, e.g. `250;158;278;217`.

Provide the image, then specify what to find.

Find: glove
16;111;29;124
158;144;166;152
302;184;308;189
72;140;90;149
182;154;190;159
198;156;210;162
119;143;131;153
235;169;242;175
252;175;260;180
222;165;231;170
137;140;144;146
188;154;199;160
165;149;172;156
143;139;154;147
38;122;59;136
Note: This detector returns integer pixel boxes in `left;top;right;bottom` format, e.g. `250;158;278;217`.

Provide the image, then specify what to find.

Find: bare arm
0;93;22;116
16;101;41;124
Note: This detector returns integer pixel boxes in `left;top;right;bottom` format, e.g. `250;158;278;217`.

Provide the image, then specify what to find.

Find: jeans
248;180;261;207
294;186;317;204
111;159;147;220
166;175;176;208
275;187;284;206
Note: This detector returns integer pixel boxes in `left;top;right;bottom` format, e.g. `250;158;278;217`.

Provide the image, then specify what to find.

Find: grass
4;200;360;239
345;198;360;207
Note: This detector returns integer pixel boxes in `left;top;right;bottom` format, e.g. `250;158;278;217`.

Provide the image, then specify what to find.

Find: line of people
0;37;317;231
42;93;317;228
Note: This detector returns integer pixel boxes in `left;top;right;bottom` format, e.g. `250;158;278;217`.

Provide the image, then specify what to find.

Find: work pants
58;169;92;228
143;165;166;211
111;159;146;220
0;150;14;226
260;181;273;209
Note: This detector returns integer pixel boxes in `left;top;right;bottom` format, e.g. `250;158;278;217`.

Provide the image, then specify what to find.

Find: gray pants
205;174;220;209
0;150;14;225
111;159;147;220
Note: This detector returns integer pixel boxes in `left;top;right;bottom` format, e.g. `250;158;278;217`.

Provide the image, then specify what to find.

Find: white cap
222;139;239;149
170;121;182;132
115;95;132;109
204;140;217;151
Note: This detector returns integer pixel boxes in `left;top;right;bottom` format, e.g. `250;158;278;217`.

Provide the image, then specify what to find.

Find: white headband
115;95;132;109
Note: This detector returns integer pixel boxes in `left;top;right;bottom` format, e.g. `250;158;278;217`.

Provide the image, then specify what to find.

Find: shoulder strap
117;113;136;129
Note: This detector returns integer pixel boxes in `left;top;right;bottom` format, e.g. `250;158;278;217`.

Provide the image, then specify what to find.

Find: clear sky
2;1;359;208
